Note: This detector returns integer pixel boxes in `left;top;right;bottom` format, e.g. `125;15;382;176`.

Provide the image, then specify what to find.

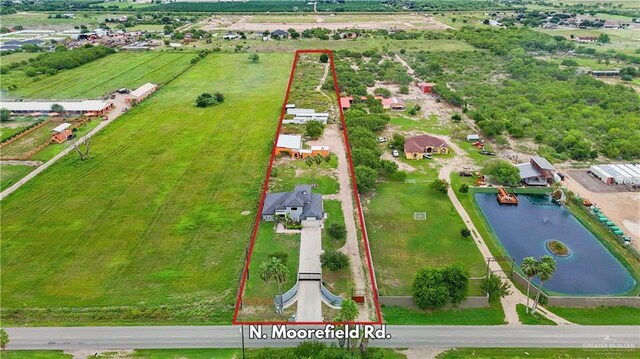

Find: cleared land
7;52;193;99
0;53;291;325
201;13;451;31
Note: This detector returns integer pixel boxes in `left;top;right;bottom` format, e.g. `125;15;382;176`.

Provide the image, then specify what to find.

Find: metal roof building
1;100;112;115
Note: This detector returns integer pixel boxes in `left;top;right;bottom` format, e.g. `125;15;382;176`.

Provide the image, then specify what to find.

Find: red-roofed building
340;96;352;110
381;97;405;110
404;134;449;159
418;82;435;93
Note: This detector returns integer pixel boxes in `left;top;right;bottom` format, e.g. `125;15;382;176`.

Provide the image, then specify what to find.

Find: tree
390;133;405;149
268;251;288;265
532;256;556;314
328;223;346;240
483;159;521;186
195;93;215;107
214;92;225;103
0;108;10;122
0;329;7;352
460;228;471;237
249;53;260;63
354;165;377;192
72;137;91;161
320;250;350;271
480;273;511;300
304;155;314;168
373;87;391;98
430;178;449;194
597;33;610;43
319;53;329;63
304;120;324;139
51;103;64;114
313;153;323;166
399;85;409;94
451;113;462;123
442;263;469;305
412;267;449;309
258;257;288;314
521;257;539;313
338;298;358;322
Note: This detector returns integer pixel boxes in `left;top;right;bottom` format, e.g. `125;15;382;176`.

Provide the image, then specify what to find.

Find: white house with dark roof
261;184;324;222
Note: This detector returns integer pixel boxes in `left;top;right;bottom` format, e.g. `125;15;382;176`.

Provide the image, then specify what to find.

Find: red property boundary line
232;49;383;326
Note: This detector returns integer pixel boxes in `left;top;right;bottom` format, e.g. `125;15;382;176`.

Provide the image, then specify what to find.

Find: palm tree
0;328;9;352
258;257;289;314
532;256;556;314
335;299;359;351
521;257;539;313
314;154;323;166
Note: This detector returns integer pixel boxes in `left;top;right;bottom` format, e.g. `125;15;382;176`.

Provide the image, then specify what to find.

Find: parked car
117;88;130;94
109;94;116;99
392;150;399;157
338;123;343;130
378;137;387;143
479;149;496;156
557;172;565;181
423;153;433;159
459;171;473;177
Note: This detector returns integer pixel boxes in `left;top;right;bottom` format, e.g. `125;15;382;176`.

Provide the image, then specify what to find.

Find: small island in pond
546;240;570;257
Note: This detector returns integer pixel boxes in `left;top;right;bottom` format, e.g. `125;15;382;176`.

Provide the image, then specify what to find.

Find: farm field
7;52;193;99
0;164;34;191
0;53;292;325
0;12;105;29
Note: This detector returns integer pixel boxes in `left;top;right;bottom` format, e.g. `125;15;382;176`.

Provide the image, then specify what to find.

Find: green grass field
0;52;39;65
365;182;486;296
515;304;556;325
0;164;34;191
547;306;640;325
437;347;640;358
0;53;292;326
3;351;72;359
7;52;193;99
0;120;38;142
382;301;506;325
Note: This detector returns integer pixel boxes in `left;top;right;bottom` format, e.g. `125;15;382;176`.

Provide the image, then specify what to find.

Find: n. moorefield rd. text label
248;324;391;340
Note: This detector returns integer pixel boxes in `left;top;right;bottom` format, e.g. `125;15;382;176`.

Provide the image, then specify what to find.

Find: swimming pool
475;193;635;295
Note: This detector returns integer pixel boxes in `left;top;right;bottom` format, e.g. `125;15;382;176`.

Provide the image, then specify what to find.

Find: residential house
404;134;449;159
274;134;329;158
381;97;406;111
261;184;324;222
271;29;289;39
222;32;239;40
575;36;598;42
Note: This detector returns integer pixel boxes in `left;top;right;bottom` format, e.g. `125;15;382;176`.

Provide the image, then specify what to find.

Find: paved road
296;221;323;322
6;325;639;350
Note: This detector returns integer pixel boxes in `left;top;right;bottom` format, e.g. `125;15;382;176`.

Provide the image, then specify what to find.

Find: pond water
475;193;635;295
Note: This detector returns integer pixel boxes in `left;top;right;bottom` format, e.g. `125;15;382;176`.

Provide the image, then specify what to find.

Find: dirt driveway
564;171;640;250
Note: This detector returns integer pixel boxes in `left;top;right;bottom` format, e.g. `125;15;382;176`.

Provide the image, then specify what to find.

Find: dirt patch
381;150;416;172
564;170;640;249
201;14;451;32
402;348;447;359
241;210;251;216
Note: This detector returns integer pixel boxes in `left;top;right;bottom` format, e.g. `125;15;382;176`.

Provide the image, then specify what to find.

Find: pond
475;193;635;295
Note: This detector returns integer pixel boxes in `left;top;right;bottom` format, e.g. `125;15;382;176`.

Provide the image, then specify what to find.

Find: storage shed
51;123;72;144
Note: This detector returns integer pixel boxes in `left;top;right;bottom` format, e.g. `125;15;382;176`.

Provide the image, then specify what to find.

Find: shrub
430;178;449;194
399;85;409;94
460;228;471;237
412;264;469;309
480;273;511;300
195;93;215;107
248;53;259;63
458;184;469;193
483;159;521;186
320;250;349;271
268;251;288;266
304;120;324;139
319;53;329;63
451;113;462;123
373;87;391;98
327;223;346;240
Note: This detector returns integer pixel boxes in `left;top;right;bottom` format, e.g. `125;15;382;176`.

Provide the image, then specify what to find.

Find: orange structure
50;123;72;144
497;187;518;205
275;134;330;159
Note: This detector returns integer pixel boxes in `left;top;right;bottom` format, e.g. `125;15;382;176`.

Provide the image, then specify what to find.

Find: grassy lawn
516;304;556;325
0;164;34;191
323;199;346;251
0;53;292;326
389;115;449;136
0;52;39;65
365;182;486;296
7;52;193;99
382;301;506;325
243;222;300;304
270;157;340;195
31;119;102;162
547;306;640;325
3;351;72;359
437;348;640;358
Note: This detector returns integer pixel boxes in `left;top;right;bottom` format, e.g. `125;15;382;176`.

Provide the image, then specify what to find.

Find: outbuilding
417;82;435;94
128;83;157;104
51;123;72;144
